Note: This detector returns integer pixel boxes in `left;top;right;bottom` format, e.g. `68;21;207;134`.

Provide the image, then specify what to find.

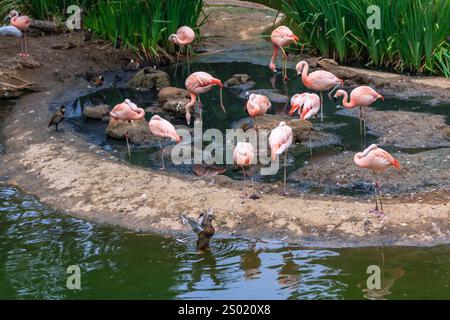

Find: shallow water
68;62;450;195
0;186;449;299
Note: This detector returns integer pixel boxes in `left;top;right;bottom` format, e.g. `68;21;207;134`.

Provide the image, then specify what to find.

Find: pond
0;186;449;299
66;62;450;196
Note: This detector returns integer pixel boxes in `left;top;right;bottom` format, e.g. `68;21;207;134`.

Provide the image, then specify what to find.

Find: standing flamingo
334;86;384;136
184;71;225;125
354;144;400;217
148;115;181;170
245;93;271;129
270;26;299;81
168;26;195;75
289;93;320;155
296;60;343;122
4;10;30;57
109;99;145;156
233;142;256;197
269;122;293;194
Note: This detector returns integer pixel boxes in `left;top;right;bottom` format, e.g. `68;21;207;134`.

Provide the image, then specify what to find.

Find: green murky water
0;186;449;299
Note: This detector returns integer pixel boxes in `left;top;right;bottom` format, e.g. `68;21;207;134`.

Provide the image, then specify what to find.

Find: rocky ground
0;1;449;247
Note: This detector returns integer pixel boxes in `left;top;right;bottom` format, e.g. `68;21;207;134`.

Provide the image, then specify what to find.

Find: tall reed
282;0;450;76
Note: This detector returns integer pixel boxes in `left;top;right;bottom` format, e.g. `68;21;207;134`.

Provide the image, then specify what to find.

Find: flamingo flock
13;17;399;222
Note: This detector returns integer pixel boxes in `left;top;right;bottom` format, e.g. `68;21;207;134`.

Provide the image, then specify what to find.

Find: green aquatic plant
83;0;205;62
282;0;450;76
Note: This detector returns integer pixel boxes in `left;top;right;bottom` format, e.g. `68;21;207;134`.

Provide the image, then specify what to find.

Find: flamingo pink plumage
184;71;225;124
110;99;145;122
233;142;256;195
169;26;195;74
270;26;299;81
354;144;400;216
334;86;384;136
148;115;181;170
289;93;320;120
168;26;195;46
269;121;293;193
109;99;145;156
245;93;271;129
5;10;30;56
296;60;344;122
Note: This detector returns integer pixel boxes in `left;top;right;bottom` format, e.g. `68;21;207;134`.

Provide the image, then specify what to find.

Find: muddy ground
0;2;449;247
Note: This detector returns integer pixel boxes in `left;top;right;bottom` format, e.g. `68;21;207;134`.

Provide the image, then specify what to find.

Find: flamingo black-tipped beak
3;15;11;23
333;96;338;102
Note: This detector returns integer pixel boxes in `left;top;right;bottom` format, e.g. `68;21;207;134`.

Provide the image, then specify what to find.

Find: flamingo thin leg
125;132;131;157
159;140;165;170
283;151;288;194
320;92;324;123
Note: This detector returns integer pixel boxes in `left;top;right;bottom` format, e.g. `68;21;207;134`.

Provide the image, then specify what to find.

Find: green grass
2;0;205;62
282;0;450;76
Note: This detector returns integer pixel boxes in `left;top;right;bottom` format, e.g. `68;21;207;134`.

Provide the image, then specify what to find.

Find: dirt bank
0;4;449;247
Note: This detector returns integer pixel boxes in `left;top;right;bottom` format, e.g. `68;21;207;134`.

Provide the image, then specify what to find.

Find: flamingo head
4;10;18;23
269;62;277;73
289;103;300;116
333;89;346;102
295;61;306;75
377;94;384;101
290;34;299;45
168;34;177;43
210;78;223;88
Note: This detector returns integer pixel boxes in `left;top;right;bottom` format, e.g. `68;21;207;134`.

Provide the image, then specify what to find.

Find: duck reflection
240;242;262;280
277;252;301;291
186;250;221;291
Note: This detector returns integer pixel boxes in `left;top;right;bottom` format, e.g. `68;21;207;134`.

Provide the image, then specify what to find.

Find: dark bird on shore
86;73;104;87
48;105;65;131
83;28;93;42
182;209;215;251
125;58;141;71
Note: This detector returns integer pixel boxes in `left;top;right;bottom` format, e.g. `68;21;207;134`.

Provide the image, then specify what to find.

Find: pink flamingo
169;26;195;74
289;93;320;155
270;26;299;81
185;71;225;125
233;142;256;196
269;122;293;194
4;10;30;57
148;115;181;170
296;60;344;122
334;86;384;136
354;144;400;217
244;92;271;129
109;99;145;156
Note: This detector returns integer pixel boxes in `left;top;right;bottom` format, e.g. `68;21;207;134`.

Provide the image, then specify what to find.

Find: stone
127;67;170;90
105;117;155;145
157;87;191;119
83;104;111;120
158;87;190;104
224;74;255;89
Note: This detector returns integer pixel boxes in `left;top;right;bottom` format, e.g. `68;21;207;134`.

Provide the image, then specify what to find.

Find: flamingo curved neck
270;46;278;71
341;92;356;108
300;62;310;86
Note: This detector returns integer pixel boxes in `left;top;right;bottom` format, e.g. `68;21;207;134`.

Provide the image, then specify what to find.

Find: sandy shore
0;4;449;247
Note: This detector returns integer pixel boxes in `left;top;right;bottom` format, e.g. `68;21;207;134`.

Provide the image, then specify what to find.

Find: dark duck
48;105;65;131
182;209;215;251
86;73;104;87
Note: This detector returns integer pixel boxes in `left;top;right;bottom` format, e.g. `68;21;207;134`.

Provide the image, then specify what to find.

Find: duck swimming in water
182;209;215;251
